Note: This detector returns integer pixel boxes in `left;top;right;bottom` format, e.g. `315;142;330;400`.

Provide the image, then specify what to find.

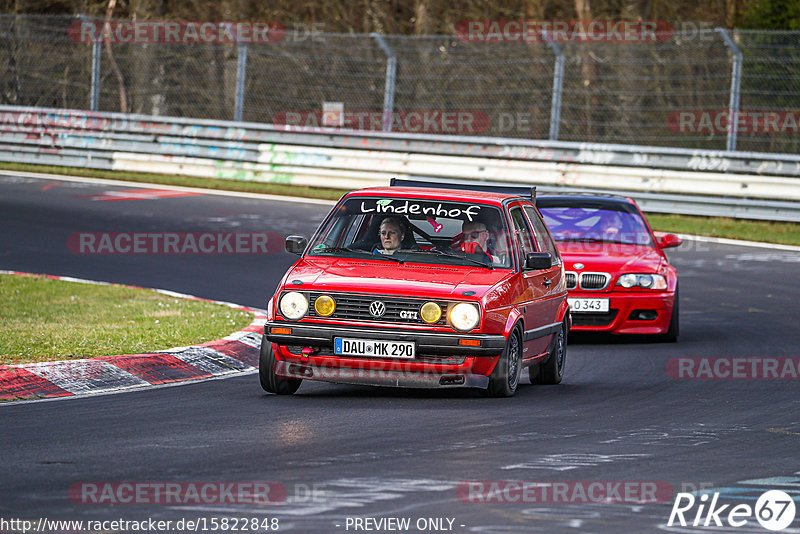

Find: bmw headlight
279;291;308;320
617;274;667;290
449;302;480;332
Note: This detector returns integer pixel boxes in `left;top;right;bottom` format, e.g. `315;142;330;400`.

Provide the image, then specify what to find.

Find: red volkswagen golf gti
537;195;681;341
261;182;569;396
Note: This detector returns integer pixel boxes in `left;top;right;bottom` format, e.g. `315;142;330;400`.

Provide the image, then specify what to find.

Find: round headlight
314;294;336;316
637;274;654;288
279;291;308;320
618;274;636;288
449;302;480;332
420;302;442;324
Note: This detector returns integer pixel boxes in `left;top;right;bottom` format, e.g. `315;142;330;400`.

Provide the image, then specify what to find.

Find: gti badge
369;301;386;317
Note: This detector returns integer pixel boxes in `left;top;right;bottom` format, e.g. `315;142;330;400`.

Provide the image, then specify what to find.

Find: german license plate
334;338;415;359
568;298;610;313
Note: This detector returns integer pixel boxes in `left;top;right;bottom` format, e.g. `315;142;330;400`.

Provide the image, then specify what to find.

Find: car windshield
307;196;513;268
538;204;654;246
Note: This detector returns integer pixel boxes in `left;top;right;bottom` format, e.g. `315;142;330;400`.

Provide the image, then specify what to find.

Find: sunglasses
465;230;488;240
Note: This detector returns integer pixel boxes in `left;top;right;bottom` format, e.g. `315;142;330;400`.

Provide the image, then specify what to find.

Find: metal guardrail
2;105;800;222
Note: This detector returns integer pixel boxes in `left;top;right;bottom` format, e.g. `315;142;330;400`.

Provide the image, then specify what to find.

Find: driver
602;211;625;238
373;216;406;255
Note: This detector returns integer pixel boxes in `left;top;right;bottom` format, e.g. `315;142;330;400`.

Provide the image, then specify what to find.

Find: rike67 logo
668;490;796;531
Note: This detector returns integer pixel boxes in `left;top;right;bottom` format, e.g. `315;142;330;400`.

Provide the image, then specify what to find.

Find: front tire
532;320;566;385
486;328;522;397
661;287;679;343
259;336;302;395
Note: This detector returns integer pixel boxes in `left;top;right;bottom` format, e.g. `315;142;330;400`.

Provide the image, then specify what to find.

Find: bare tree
103;0;128;112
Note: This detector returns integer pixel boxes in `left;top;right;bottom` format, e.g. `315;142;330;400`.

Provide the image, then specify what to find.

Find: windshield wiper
314;246;360;253
314;246;404;264
559;237;607;243
370;253;403;264
558;238;632;245
412;249;493;269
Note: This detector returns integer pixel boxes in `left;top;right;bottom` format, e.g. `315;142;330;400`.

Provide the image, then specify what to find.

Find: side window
510;207;536;265
524;205;560;264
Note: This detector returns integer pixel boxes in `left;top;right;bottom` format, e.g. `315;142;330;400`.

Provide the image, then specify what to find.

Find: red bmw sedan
537;195;681;341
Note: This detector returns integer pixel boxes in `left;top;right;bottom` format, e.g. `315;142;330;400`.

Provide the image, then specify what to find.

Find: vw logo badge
369;301;386;317
574;263;584;270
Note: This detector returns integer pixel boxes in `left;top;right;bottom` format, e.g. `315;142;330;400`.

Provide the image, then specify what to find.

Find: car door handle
543;278;551;287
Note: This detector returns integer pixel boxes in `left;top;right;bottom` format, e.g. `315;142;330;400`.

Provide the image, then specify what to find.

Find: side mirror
525;252;553;270
285;235;308;255
657;233;682;249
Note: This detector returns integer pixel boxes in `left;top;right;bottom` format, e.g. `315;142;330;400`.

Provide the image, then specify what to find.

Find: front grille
565;272;578;289
571;310;618;326
579;272;610;290
305;292;450;326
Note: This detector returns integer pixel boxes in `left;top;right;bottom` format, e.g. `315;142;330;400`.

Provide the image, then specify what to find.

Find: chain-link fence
2;14;800;154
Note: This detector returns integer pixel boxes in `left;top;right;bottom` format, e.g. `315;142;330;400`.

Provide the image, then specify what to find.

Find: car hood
284;257;512;299
556;242;664;273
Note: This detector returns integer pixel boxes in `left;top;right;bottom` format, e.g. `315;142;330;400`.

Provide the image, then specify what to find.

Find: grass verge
0;273;252;365
647;213;800;247
2;162;799;246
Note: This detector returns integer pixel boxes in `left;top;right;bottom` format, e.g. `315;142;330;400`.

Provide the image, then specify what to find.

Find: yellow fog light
314;295;336;316
420;302;442;324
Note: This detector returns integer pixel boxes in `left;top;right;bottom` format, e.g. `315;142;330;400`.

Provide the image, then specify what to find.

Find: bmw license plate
334;338;415;359
568;298;610;313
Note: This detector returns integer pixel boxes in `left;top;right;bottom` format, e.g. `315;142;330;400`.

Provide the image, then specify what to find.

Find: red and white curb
0;271;265;402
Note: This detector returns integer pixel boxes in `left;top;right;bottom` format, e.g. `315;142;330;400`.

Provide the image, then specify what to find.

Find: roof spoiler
389;178;536;205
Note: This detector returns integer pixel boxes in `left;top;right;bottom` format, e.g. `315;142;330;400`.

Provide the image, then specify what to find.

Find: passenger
459;220;499;263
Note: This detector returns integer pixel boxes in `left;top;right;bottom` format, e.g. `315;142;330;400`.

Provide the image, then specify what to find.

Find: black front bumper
265;321;506;357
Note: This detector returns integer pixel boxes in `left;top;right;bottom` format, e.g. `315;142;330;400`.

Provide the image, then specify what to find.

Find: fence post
545;34;565;141
80;15;101;111
370;33;396;132
716;28;743;152
90;40;101;111
234;43;248;122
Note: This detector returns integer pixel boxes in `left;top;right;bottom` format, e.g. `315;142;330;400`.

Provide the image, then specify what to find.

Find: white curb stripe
21;360;149;394
223;331;263;349
159;346;254;375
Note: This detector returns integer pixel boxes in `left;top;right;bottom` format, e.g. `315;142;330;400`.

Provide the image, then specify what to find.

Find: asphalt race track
1;172;799;534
